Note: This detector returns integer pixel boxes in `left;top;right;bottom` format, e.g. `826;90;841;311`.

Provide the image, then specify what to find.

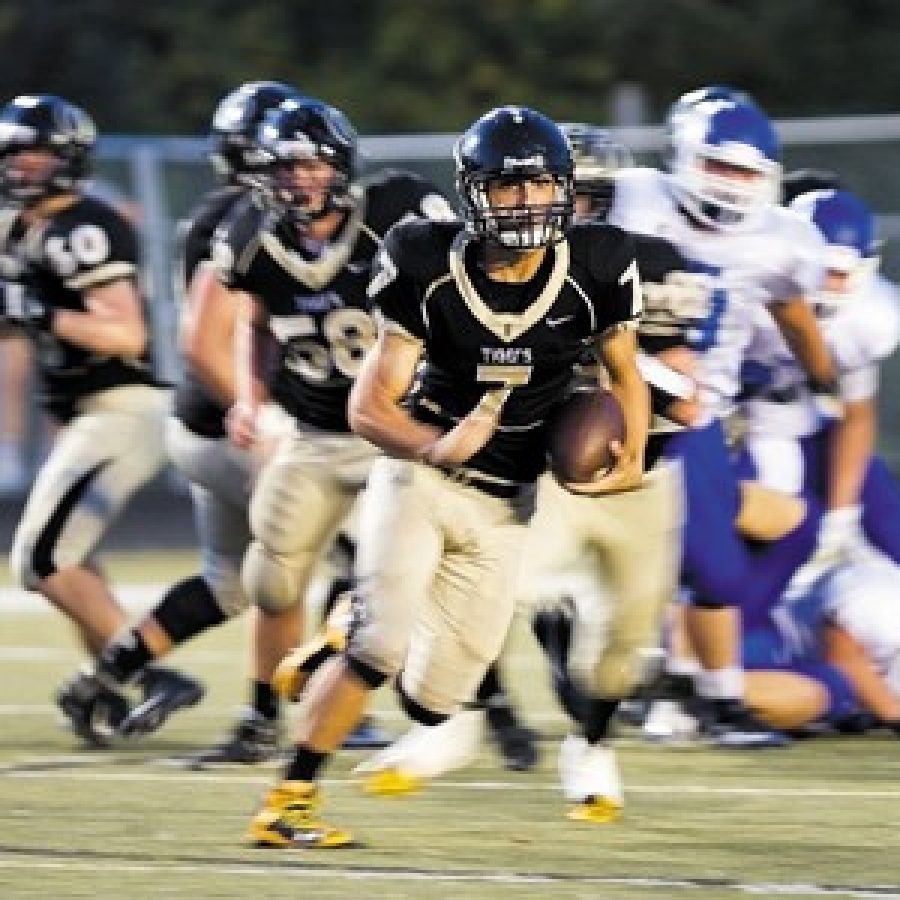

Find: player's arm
823;623;900;725
349;328;509;467
53;277;146;357
227;293;276;450
180;261;241;404
769;296;836;391
828;395;875;510
565;324;649;495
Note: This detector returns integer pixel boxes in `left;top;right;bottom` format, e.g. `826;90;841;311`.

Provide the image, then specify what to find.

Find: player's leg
12;387;172;742
355;472;524;795
248;458;442;847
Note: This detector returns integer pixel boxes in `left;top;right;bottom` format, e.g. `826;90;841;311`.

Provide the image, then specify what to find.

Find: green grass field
2;554;900;899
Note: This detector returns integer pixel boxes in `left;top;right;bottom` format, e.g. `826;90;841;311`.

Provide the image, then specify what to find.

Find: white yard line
1;758;899;799
0;856;896;897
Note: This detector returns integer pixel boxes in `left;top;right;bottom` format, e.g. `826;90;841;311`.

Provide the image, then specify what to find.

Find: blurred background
2;0;900;529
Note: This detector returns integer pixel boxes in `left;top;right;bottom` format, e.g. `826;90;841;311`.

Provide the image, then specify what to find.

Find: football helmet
790;189;880;304
455;106;574;250
0;94;95;203
668;97;781;230
561;123;633;221
208;81;303;183
254;98;358;222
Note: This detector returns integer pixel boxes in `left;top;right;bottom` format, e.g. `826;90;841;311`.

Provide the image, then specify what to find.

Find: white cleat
558;734;624;823
642;699;700;744
352;709;484;796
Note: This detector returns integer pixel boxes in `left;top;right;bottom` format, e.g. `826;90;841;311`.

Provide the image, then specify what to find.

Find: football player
195;95;451;791
602;91;838;745
245;105;647;847
0;94;199;744
736;189;900;569
65;82;305;755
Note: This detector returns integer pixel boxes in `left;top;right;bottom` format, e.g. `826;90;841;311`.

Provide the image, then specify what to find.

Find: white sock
695;666;744;701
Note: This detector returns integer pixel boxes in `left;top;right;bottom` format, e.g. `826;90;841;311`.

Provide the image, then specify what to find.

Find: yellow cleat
247;780;354;849
272;597;351;702
566;797;623;824
360;767;424;797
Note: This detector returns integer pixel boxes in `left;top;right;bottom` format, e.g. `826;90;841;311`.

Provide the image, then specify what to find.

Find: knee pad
202;558;250;619
153;575;231;644
242;540;313;614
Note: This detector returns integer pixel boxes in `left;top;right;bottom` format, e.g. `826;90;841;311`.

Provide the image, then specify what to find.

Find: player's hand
227;400;259;451
0;282;52;331
562;440;644;495
423;387;510;468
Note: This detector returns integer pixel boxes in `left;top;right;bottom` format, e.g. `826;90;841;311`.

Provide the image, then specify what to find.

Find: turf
1;556;899;899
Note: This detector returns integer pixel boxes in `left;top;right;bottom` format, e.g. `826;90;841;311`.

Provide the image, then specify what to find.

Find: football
548;388;626;484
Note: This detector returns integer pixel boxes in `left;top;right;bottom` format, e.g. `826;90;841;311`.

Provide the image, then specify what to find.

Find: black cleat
486;712;541;771
56;670;130;747
697;698;792;749
118;666;204;737
184;709;279;768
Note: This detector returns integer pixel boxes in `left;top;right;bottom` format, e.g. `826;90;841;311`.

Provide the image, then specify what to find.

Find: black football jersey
369;219;641;484
172;185;248;438
211;169;454;432
4;196;156;421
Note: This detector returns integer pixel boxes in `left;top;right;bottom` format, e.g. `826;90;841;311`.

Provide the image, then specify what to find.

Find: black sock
252;680;279;722
98;630;154;684
584;698;620;745
476;664;518;730
284;744;328;783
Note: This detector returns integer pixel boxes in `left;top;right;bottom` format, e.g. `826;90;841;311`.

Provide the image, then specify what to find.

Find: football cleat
272;595;350;702
353;709;483;796
485;708;541;771
558;734;624;823
697;698;792;749
184;708;280;768
248;780;354;849
118;666;205;737
55;670;130;747
642;699;700;743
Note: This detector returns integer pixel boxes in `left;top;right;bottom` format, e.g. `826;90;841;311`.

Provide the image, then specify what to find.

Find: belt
438;466;528;499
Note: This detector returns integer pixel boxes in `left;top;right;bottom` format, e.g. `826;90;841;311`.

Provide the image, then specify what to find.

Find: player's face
823;269;851;295
574;192;594;220
2;148;60;190
486;174;557;210
700;157;763;185
274;156;337;216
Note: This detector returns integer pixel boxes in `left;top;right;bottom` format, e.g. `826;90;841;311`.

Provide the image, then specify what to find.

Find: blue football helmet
669;97;781;230
790;189;880;304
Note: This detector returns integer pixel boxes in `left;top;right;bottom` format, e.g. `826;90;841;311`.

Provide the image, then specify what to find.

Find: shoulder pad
383;217;461;281
363;169;455;238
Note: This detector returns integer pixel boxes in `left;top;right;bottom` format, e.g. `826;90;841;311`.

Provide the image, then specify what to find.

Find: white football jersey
740;275;900;492
609;167;825;418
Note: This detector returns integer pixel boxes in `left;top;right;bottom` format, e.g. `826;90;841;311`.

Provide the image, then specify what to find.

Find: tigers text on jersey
212;170;453;433
3;195;156;421
369;218;641;484
173;185;248;438
609;167;825;415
